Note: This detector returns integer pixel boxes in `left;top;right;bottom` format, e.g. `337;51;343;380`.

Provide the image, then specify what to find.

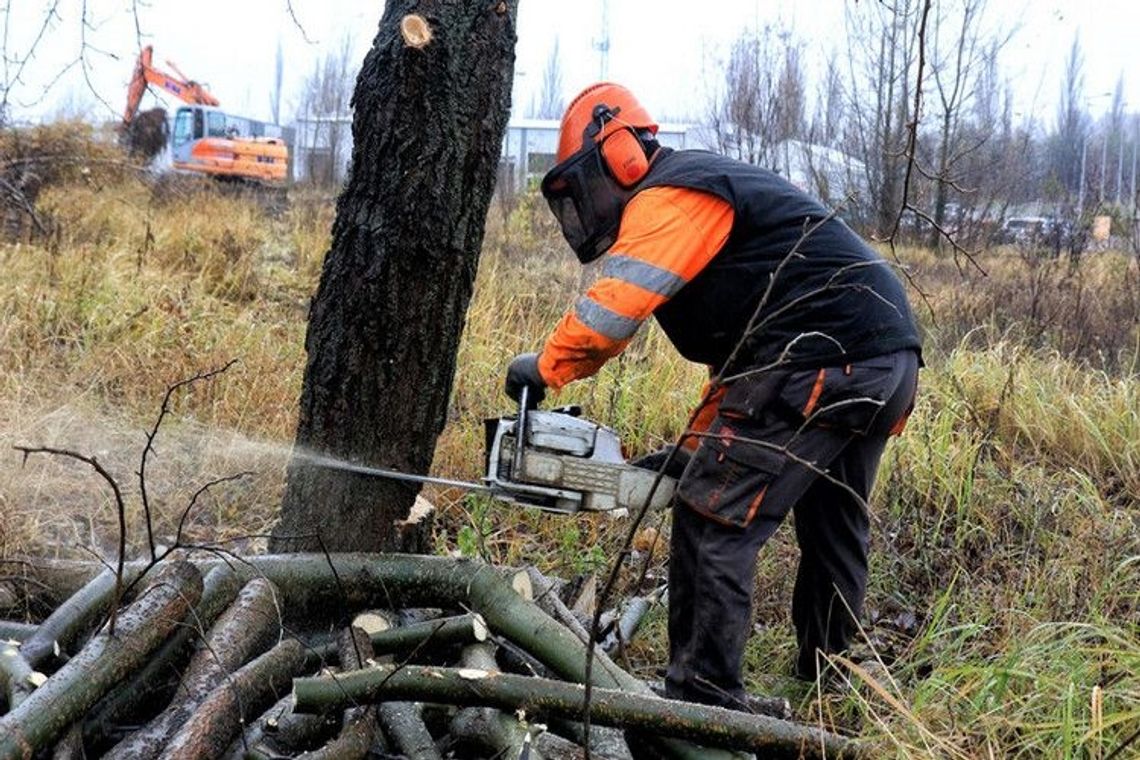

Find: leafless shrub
0;121;133;241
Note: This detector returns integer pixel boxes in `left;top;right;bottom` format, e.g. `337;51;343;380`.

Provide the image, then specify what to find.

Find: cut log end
509;570;533;601
353;612;392;635
472;613;489;642
400;14;432;48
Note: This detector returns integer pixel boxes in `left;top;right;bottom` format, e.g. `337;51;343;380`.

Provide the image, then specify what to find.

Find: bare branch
13;444;129;633
139;359;239;561
285;0;316;44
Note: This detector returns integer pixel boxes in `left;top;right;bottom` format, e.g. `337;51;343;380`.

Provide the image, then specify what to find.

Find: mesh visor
542;147;628;264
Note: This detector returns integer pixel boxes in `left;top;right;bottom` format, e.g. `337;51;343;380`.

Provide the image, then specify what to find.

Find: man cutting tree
503;83;922;708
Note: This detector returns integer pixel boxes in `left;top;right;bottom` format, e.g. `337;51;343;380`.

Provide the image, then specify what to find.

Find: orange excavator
123;45;289;184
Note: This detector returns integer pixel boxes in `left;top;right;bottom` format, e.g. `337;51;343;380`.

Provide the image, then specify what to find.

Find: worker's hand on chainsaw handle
505;352;547;409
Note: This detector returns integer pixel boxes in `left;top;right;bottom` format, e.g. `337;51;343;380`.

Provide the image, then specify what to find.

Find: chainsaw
323;388;677;515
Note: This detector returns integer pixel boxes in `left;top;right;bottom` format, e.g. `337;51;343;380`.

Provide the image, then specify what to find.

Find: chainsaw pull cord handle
513;386;529;478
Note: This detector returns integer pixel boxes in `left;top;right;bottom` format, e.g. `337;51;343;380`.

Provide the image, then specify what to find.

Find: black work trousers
666;349;919;708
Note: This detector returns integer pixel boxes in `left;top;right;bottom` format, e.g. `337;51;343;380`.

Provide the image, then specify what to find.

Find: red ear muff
600;128;649;188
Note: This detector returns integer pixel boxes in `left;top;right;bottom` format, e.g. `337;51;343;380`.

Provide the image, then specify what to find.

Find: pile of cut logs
0;554;864;759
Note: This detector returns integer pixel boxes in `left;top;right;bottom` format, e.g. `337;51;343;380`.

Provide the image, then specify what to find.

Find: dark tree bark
270;1;518;552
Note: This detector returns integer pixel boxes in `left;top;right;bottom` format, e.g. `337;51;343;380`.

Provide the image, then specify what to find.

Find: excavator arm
123;45;220;126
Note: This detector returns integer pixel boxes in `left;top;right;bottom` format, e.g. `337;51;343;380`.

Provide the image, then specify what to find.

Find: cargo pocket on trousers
778;360;901;435
677;421;788;528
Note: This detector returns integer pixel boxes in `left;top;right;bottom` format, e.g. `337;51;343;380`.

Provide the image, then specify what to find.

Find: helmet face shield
541;144;630;264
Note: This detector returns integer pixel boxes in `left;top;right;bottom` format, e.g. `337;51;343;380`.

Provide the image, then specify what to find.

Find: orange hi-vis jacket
536;185;732;446
537;185;734;389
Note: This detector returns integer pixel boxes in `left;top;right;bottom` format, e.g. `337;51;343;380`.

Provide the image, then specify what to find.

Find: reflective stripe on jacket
536;185;734;389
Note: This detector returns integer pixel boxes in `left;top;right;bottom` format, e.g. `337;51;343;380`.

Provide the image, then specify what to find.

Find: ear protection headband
586;104;650;188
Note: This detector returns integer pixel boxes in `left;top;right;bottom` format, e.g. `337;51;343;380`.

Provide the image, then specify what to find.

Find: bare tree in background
1;1;65;125
843;0;923;236
1050;33;1088;203
925;0;1012;248
270;39;284;126
810;51;845;148
955;42;1035;246
533;36;564;119
706;27;791;165
1108;72;1126;205
773;38;806;144
297;34;357;186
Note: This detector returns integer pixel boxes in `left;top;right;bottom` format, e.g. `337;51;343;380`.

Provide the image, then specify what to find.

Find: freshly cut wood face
353;612;392;635
400;14;432;48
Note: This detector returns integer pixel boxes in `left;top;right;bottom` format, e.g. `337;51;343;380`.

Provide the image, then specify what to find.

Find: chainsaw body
483;406;677;515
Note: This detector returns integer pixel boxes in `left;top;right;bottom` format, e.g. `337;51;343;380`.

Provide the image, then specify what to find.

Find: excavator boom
123;45;219;126
122;44;289;185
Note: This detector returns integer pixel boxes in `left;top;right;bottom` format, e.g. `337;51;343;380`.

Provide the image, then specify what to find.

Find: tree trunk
270;0;518;552
293;664;865;760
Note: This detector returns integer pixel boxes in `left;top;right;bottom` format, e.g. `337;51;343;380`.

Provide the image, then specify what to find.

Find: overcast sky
4;0;1138;128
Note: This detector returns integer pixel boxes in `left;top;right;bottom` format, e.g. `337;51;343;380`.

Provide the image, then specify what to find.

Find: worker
503;83;921;709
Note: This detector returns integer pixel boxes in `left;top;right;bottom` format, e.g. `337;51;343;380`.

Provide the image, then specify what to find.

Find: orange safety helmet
542;83;660;263
556;82;659;186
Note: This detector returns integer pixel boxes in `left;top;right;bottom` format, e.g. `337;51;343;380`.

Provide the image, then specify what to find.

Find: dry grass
1;129;1139;756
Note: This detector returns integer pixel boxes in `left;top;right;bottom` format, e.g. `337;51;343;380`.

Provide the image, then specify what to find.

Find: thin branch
1;0;62;102
139;359;239;562
886;0;933;246
172;472;254;548
13;444;129;634
285;0;316;44
76;0;120;119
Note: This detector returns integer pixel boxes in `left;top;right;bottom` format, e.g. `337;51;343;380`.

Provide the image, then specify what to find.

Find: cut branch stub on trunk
293;664;865;760
0;560;202;760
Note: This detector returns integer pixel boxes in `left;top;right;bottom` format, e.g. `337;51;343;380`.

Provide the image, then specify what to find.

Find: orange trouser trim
682;383;726;451
801;368;827;417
